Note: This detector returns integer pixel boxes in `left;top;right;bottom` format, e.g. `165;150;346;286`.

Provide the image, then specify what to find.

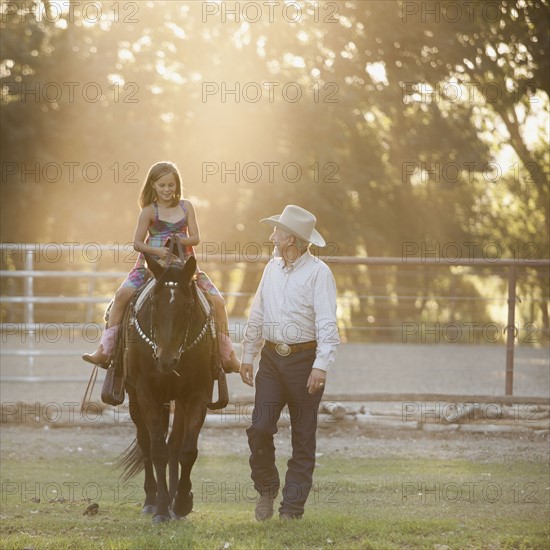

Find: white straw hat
260;204;326;247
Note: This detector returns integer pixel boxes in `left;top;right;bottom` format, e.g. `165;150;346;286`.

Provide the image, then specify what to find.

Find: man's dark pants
246;346;323;516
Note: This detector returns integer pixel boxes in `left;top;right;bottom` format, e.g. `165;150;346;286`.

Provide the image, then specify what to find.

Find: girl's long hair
139;161;183;208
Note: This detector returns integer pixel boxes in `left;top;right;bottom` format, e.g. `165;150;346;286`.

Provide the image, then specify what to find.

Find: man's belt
265;340;317;357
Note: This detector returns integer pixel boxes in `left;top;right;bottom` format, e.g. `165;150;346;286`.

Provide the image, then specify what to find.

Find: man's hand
307;368;326;394
240;363;254;387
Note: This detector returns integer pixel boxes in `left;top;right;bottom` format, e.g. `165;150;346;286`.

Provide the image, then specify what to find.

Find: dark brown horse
118;254;220;522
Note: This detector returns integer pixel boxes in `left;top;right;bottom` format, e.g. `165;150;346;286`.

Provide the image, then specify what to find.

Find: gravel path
2;423;548;464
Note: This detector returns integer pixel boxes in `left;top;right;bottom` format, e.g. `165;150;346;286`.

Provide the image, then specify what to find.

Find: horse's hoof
152;514;170;523
141;505;157;515
169;508;187;521
172;491;193;518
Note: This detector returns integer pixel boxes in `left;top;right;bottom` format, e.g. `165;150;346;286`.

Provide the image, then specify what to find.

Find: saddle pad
196;285;212;317
133;278;156;315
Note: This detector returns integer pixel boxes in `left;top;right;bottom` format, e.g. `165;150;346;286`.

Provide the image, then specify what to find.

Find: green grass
1;453;548;549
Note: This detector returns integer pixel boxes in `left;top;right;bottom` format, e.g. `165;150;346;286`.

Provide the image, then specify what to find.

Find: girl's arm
177;200;200;247
132;206;171;260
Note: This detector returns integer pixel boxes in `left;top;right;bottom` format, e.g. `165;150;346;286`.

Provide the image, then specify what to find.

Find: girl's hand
156;247;177;263
156;247;169;260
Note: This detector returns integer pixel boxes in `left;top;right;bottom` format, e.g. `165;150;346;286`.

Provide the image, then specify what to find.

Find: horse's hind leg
128;394;156;514
172;393;208;518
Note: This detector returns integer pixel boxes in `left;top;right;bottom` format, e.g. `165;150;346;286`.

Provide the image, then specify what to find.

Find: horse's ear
181;256;197;286
144;253;164;280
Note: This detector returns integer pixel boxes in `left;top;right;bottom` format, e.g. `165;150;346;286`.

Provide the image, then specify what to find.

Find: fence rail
1;244;549;395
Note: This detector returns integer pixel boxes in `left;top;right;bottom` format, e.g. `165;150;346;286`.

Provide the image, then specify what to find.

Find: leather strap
81;364;99;414
165;233;187;265
265;340;317;355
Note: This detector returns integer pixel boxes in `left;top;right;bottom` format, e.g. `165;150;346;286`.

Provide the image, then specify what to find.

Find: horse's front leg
149;430;170;523
172;393;208;518
138;390;171;523
127;391;156;515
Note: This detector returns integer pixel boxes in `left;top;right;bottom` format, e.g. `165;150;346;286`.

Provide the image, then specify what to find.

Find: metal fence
1;244;549;395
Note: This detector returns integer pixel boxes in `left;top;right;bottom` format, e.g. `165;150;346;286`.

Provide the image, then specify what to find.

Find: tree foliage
1;0;548;336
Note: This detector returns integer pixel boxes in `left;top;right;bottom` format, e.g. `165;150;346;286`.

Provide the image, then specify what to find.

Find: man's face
269;226;292;248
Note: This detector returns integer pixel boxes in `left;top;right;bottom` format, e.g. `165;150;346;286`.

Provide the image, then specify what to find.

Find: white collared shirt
241;250;340;372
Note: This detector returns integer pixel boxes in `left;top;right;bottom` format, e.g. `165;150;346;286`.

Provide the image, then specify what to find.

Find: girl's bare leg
106;286;135;327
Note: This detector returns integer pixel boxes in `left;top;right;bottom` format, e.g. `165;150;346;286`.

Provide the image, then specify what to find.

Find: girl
82;161;240;373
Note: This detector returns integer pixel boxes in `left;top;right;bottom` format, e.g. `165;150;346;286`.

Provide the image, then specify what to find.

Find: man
240;204;340;521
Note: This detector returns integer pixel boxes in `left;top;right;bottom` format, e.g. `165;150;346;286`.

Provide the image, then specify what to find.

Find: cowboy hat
260;204;326;247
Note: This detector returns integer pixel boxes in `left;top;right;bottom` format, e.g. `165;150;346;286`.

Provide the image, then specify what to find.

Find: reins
165;231;186;266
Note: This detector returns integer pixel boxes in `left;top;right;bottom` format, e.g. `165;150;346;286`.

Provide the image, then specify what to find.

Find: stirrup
101;364;125;406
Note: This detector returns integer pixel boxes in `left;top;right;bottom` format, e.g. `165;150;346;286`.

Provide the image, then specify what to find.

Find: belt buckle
275;343;291;357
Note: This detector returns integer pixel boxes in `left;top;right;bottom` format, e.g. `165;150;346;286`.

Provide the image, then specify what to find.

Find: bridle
131;234;214;366
132;274;215;369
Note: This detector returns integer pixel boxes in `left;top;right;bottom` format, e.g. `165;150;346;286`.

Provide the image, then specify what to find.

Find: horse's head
144;254;197;374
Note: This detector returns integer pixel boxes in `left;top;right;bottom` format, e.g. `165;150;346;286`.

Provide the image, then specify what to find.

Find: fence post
24;248;35;373
505;265;517;395
86;262;98;323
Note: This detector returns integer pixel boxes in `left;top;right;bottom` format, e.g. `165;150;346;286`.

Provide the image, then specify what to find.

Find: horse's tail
116;403;171;482
117;438;144;482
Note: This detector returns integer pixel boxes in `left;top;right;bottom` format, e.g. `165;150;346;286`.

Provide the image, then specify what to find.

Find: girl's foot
82;325;119;367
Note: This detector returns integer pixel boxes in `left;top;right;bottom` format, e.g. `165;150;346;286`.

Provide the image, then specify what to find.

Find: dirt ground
1;422;549;465
3;341;550;404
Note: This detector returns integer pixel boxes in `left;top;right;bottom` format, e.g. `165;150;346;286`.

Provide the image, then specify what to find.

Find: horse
117;254;222;523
